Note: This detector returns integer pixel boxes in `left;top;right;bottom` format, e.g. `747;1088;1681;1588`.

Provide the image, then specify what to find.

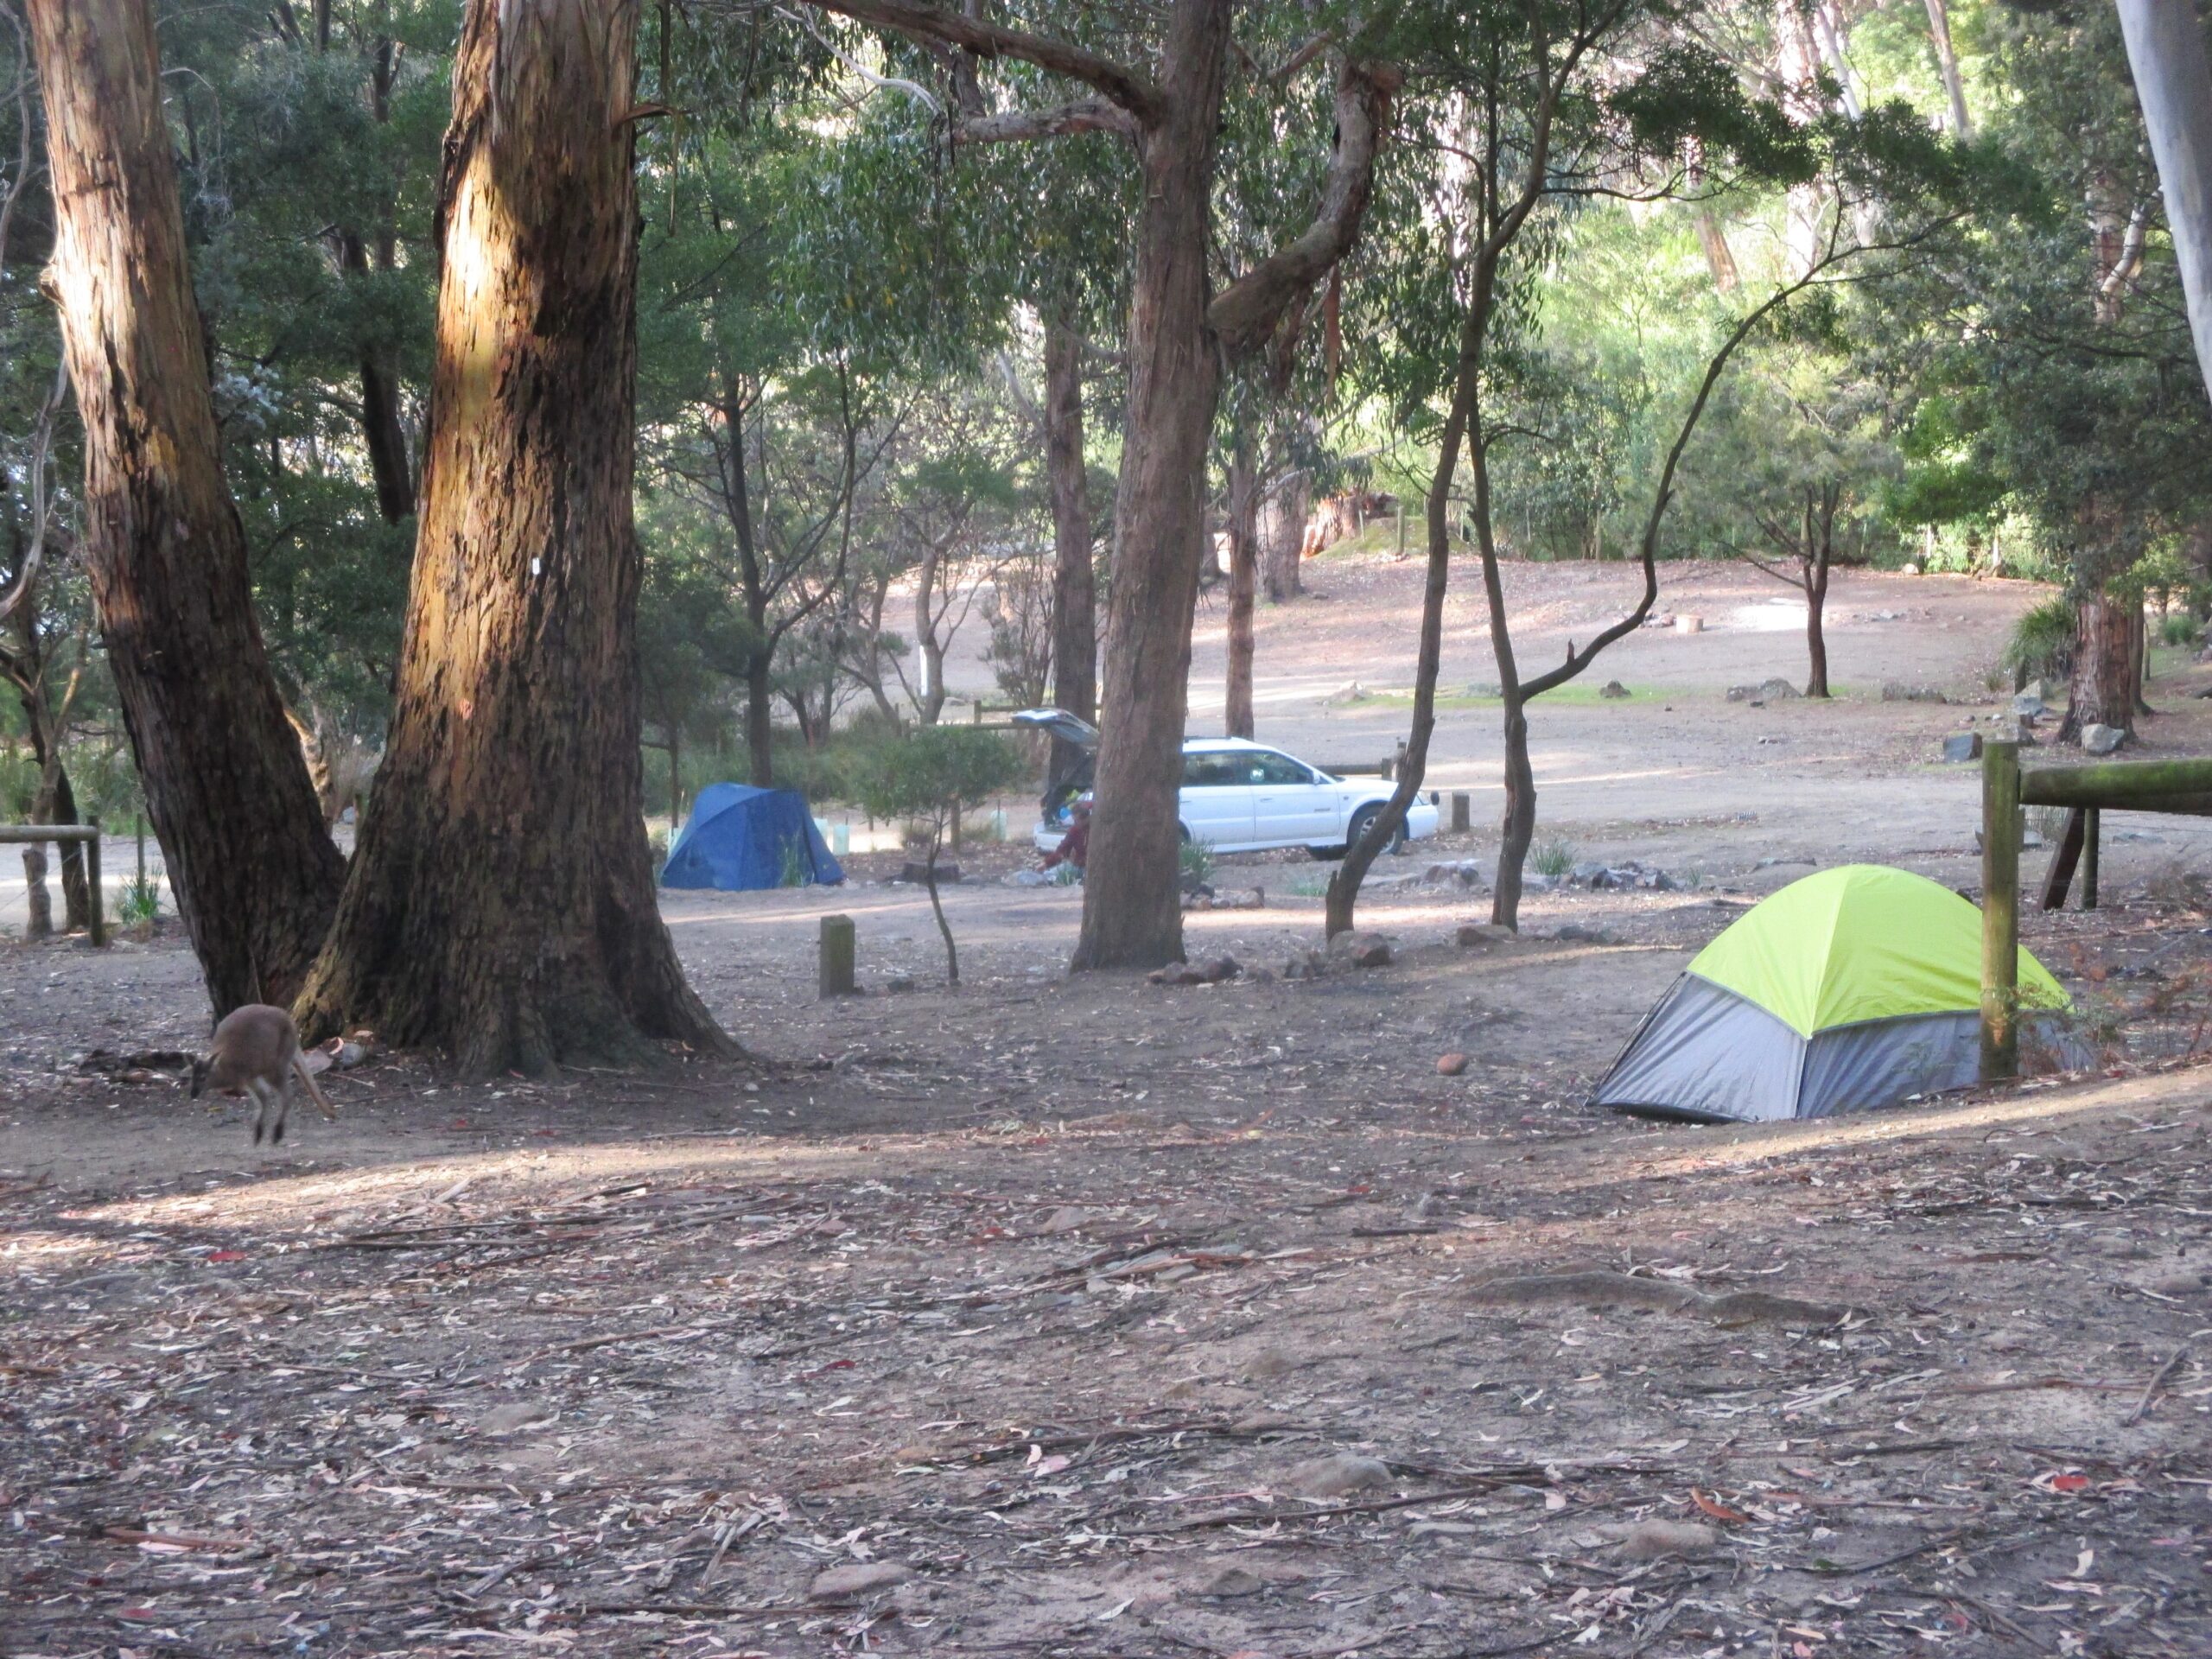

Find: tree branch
956;96;1134;144
804;1;1163;125
1207;58;1400;356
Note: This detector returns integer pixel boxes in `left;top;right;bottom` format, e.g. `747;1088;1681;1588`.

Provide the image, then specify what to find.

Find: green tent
1593;865;2082;1123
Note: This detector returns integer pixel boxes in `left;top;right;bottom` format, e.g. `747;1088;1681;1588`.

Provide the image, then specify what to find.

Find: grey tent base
1592;975;2091;1125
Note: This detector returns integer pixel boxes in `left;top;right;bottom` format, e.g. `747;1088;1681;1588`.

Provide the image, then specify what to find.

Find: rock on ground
2082;722;2126;754
1328;931;1391;968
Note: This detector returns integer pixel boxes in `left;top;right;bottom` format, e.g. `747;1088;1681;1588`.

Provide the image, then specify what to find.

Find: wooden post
1980;741;2020;1081
2040;806;2087;911
22;845;51;939
1450;791;1471;833
1395;501;1406;560
2083;807;2101;912
85;821;104;945
818;913;856;998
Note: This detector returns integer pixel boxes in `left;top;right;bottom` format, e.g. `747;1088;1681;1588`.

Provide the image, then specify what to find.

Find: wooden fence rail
1980;741;2212;1081
0;823;106;944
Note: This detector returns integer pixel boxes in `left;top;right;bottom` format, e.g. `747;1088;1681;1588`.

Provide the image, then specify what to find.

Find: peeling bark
27;0;344;1013
297;0;730;1075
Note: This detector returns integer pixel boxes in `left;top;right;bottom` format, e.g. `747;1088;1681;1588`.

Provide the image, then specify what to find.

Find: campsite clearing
6;560;2212;1656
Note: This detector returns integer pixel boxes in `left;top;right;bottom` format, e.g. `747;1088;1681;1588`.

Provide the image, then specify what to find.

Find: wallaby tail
291;1049;340;1121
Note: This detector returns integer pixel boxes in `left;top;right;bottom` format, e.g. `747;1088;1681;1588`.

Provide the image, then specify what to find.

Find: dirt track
5;553;2212;1656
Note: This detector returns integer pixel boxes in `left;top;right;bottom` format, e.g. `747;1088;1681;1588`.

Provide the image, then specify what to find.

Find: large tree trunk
28;0;344;1014
2063;589;2139;741
1044;315;1096;794
1224;425;1258;740
2117;0;2212;395
296;0;728;1075
1070;0;1232;971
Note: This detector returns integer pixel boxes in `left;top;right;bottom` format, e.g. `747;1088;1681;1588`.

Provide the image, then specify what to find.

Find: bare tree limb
0;360;71;624
955;95;1135;143
804;0;1163;125
1208;58;1399;356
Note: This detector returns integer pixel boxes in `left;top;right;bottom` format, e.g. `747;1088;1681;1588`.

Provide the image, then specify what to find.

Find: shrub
2004;596;2075;685
1179;836;1215;890
2160;612;2202;648
849;728;1025;985
1531;836;1578;879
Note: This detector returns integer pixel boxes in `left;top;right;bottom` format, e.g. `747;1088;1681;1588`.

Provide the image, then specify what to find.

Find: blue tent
661;784;844;891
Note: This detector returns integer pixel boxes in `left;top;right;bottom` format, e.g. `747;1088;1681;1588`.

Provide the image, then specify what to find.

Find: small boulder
1552;923;1612;944
1675;614;1703;634
884;974;917;994
1436;1052;1470;1077
1329;931;1392;968
1726;677;1800;704
2012;691;2047;718
1457;921;1516;948
810;1561;912;1602
1942;733;1983;764
1599;680;1630;699
1881;682;1947;704
1281;1452;1394;1499
899;861;959;886
2082;722;2126;755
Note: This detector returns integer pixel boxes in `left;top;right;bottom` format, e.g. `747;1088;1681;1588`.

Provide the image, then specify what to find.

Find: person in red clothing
1040;798;1090;875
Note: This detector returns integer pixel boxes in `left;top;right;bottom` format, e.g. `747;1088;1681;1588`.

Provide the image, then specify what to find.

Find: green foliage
2161;613;2202;649
1179;836;1215;891
2005;596;2076;683
849;728;1024;848
1531;837;1579;880
118;876;163;926
778;836;811;889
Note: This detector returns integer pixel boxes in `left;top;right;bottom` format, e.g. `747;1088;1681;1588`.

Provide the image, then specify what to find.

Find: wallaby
189;1004;336;1146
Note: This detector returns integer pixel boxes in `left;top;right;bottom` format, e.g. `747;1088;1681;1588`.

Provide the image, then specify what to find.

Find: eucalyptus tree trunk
2116;0;2212;395
1224;425;1259;740
1043;315;1096;730
297;0;728;1074
1260;461;1306;601
28;0;344;1011
913;542;948;725
1805;486;1834;698
1923;0;1972;139
2062;590;2139;741
1070;0;1232;971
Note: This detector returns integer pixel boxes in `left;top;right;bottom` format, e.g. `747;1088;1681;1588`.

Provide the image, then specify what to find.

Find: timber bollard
1980;741;2020;1081
1450;791;1471;833
0;822;105;945
819;913;857;998
2082;807;2100;912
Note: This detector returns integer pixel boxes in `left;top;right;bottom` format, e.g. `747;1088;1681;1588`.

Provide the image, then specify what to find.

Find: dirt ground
6;556;2212;1658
